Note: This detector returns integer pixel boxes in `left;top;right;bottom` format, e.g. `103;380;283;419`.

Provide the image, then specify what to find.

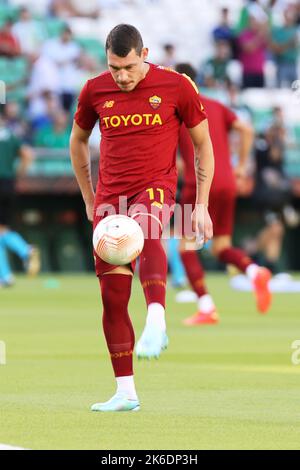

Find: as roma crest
149;95;162;109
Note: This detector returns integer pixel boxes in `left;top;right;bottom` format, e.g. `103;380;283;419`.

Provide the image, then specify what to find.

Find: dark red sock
139;238;167;308
180;250;207;297
99;274;134;377
218;247;252;272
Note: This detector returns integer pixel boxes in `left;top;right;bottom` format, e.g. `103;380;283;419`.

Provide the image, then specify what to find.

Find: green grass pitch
0;274;300;450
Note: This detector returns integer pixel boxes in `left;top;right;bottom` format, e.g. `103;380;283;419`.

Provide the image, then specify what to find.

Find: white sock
116;375;138;400
198;294;215;314
246;264;259;281
146;302;166;331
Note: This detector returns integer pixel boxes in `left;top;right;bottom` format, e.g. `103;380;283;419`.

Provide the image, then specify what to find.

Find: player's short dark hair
175;63;197;82
105;24;144;57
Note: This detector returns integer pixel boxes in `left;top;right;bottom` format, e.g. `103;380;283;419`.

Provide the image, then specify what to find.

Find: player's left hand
191;204;213;248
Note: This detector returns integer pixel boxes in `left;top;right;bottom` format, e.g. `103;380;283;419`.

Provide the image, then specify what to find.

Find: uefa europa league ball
93;215;144;265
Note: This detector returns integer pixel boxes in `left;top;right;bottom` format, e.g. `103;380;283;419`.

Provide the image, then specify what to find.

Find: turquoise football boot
91;393;140;412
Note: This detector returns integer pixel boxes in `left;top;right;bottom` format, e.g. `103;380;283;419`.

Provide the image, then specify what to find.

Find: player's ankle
116;375;138;400
198;294;215;314
146;302;166;331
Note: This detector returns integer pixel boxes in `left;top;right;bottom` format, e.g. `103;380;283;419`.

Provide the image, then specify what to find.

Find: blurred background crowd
0;0;300;275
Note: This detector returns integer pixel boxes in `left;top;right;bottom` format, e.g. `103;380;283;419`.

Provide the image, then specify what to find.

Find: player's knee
103;266;132;276
99;274;132;312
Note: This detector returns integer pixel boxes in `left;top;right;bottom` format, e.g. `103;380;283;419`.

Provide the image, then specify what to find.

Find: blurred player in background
0;114;40;287
70;25;214;411
175;63;272;326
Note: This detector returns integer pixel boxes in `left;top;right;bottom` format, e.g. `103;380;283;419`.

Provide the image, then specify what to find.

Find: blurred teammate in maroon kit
175;63;272;326
70;26;214;411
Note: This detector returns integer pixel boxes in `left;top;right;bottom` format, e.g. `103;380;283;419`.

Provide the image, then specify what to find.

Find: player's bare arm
70;121;95;222
231;120;254;179
188;119;214;244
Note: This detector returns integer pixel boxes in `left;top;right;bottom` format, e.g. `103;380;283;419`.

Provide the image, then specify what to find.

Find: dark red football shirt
74;63;206;204
179;95;237;191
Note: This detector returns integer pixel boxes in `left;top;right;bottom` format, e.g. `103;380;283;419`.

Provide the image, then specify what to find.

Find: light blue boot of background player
136;324;169;359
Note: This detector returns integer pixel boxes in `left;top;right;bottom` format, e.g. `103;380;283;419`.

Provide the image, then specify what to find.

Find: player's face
107;48;149;92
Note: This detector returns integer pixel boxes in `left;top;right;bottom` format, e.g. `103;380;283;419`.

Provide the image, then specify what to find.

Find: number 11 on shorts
146;188;164;208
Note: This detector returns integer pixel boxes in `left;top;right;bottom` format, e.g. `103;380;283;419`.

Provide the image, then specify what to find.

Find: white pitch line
0;443;28;450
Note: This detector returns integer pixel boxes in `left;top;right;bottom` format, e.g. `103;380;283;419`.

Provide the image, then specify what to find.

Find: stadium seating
0;3;18;27
9;0;49;16
44;17;66;37
28;149;73;177
75;37;106;63
0;56;28;101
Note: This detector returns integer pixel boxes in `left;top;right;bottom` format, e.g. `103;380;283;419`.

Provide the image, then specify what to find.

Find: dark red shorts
179;184;236;237
93;186;175;276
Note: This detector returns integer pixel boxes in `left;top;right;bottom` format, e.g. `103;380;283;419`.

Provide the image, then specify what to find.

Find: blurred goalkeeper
70;25;214;412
